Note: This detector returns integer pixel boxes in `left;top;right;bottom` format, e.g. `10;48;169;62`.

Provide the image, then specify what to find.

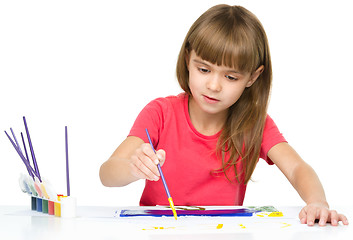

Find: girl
99;4;348;226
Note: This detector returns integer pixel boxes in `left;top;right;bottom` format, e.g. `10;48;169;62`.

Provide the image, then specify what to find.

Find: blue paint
31;196;37;211
36;198;42;212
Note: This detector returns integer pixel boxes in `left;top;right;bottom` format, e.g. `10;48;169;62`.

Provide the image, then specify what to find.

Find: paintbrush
4;130;36;179
65;126;70;197
145;128;178;220
23;116;42;182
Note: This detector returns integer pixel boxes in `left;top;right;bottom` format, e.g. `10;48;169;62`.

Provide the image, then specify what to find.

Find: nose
206;75;222;92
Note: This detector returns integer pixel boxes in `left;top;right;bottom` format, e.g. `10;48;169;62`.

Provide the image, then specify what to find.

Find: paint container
34;179;43;198
60;196;76;218
42;199;48;213
31;196;37;211
25;177;38;197
36;197;42;212
19;175;32;195
28;183;38;197
48;200;55;215
54;201;61;217
54;194;64;217
40;183;50;199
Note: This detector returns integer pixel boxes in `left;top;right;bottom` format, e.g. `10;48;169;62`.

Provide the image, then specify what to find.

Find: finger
306;207;318;226
139;144;160;176
132;158;159;181
338;214;349;225
318;208;329;226
299;207;308;224
329;210;339;226
156;149;166;166
140;154;160;178
141;143;160;165
131;153;159;181
130;156;150;180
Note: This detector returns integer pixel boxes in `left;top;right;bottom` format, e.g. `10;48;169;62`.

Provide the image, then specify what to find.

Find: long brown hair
176;5;272;184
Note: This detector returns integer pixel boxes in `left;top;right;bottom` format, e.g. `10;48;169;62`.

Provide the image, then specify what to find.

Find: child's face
187;50;262;117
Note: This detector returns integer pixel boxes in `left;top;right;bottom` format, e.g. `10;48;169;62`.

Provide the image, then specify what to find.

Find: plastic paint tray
120;208;257;217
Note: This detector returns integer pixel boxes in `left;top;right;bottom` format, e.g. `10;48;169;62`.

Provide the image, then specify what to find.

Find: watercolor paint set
118;206;281;218
5;117;76;218
120;208;258;217
29;194;76;218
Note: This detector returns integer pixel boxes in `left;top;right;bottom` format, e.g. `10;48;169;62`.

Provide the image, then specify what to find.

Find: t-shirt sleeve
260;115;287;165
128;98;168;147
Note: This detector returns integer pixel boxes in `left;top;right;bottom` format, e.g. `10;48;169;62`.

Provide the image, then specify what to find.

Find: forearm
269;143;328;207
290;162;328;207
100;136;150;187
268;143;348;226
99;157;139;187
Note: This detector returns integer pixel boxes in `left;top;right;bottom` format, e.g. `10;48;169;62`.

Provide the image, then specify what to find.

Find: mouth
203;95;220;104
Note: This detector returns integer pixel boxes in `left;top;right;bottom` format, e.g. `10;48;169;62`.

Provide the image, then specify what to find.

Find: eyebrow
192;59;241;74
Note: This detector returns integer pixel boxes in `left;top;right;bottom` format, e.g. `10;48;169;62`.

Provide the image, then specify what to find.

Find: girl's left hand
299;202;349;226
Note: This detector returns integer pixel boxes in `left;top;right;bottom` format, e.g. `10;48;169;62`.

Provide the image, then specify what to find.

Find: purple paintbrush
10;128;22;153
23;116;42;182
145;128;177;220
11;128;34;177
20;132;30;163
65;126;70;196
10;128;30;169
5;130;36;180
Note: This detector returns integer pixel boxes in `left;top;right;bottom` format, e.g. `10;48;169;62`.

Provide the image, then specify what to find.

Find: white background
0;0;352;209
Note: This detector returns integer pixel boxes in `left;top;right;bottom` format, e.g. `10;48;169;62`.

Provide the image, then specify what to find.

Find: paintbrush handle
23;116;41;182
5;130;36;179
157;164;171;198
145;129;171;197
65;126;70;197
145;128;178;220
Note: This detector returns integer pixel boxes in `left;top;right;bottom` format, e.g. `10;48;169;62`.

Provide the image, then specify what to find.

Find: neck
188;96;227;136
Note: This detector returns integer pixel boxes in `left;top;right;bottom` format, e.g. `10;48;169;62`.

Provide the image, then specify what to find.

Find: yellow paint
40;183;50;199
256;213;267;217
53;195;67;217
268;212;283;217
54;202;61;217
281;222;291;228
256;211;283;218
168;197;178;220
142;226;176;230
239;224;246;229
216;224;223;229
57;195;67;201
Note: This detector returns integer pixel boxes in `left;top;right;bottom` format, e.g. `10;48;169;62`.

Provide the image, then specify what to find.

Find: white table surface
0;205;351;240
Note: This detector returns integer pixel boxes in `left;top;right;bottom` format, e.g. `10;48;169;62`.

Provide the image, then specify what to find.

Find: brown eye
198;67;210;73
226;75;237;81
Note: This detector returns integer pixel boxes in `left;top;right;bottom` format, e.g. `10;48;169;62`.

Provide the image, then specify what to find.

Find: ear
246;65;264;87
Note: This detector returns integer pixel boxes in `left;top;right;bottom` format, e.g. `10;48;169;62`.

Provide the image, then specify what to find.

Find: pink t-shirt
129;93;286;206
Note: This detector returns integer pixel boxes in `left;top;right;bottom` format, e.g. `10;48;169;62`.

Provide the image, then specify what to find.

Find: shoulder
129;93;188;144
260;114;287;163
263;115;280;134
134;93;187;125
144;93;187;112
154;93;187;105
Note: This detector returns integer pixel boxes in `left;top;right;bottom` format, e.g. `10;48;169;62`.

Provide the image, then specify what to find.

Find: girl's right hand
130;143;166;181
